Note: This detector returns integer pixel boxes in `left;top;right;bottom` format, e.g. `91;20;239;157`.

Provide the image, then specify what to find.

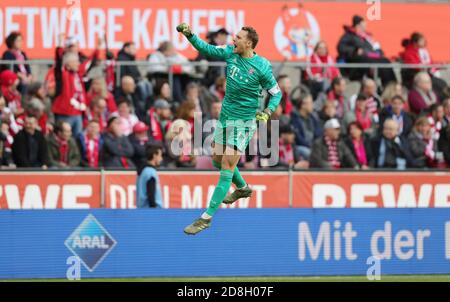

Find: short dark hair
5;32;21;49
277;74;289;82
241;26;259;49
146;143;163;161
347;121;364;134
391;94;405;103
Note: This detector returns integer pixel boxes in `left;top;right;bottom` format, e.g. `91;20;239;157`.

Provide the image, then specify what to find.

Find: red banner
1;170;449;209
0;1;449;61
293;172;450;208
0;172;101;209
105;171;290;209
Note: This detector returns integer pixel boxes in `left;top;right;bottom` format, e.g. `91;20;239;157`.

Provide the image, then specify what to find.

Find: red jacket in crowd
52;47;98;116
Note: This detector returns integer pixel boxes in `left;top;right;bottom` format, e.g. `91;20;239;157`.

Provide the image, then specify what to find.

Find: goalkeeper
177;23;282;235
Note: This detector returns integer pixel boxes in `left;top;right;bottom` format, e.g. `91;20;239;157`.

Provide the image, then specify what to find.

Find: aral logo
274;4;320;60
65;214;117;272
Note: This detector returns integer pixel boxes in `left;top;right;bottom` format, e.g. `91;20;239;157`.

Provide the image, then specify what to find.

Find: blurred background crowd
0;14;449;171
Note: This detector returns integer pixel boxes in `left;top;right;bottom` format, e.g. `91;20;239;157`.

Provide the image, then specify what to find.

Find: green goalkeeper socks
206;169;234;216
212;160;246;189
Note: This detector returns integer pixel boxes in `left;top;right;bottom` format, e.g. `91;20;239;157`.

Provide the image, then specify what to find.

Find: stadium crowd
0;15;449;171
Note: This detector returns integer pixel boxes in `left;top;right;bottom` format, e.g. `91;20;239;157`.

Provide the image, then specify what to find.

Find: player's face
233;30;252;54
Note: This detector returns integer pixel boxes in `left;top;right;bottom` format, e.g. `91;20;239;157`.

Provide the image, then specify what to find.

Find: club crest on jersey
248;68;255;75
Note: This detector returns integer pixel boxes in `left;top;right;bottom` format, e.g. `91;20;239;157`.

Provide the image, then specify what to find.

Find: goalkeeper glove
176;23;193;38
255;108;272;122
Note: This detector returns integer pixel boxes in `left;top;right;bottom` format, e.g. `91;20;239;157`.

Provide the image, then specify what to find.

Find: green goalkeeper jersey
188;34;282;120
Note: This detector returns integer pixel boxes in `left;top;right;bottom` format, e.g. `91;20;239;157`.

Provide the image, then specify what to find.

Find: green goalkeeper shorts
213;117;257;153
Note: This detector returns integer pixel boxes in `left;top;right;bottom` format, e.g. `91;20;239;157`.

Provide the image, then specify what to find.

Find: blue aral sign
65;214;116;272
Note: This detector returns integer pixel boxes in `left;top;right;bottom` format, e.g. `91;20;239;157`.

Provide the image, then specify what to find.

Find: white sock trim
201;212;212;220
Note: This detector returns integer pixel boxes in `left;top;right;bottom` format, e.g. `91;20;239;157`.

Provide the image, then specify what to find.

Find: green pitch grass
3;275;450;282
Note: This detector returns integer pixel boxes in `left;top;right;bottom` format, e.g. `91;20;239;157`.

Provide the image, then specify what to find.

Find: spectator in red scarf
306;41;340;99
87;77;117;115
315;77;350;119
407;116;441;168
148;99;172;142
12;115;48;168
25;99;52;136
76;119;103;168
408;72;439;115
84;96;108;132
310;118;358;169
47;121;81;168
0;70;23;117
276;75;293;115
1;32;32;94
52;34;99;138
0;120;14;167
344;122;373;169
129;121;152;172
427;103;444;143
400;32;448;98
350;78;381;119
337;15;396;86
343;94;377;136
0;90;21;136
101;116;135;168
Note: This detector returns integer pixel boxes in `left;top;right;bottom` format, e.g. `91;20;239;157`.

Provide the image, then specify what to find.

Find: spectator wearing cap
47;121;81;168
101;116;135;169
113;98;139;136
195;28;230;87
314;77;350;119
306;41;341;99
278;125;309;169
379;95;414;138
408;72;439;115
129;121;152;172
148;99;172;142
1;31;32;94
291;93;322;160
371;119;415;169
12;115;48;168
136;144;164;208
309;118;359;169
342;94;377;137
344;121;373;169
0;70;23;117
114;75;146;121
117;41;141;83
337;15;395;86
52;34;100;138
77;119;103;168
